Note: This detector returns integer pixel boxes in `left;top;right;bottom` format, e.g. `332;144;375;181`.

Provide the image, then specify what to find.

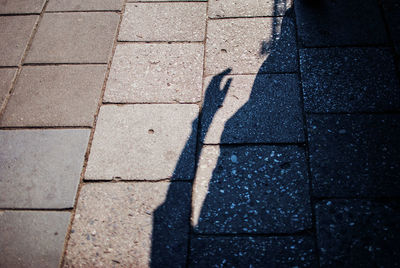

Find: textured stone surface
104;43;203;103
190;236;316;267
0;68;16;108
0;16;37;66
47;0;123;11
300;48;400;113
382;0;400;44
295;0;388;46
119;3;206;41
201;73;304;144
1;65;106;127
64;182;191;268
85;104;198;180
26;13;119;64
308;114;400;198
0;211;70;268
192;145;311;234
316;200;400;267
205;16;297;75
0;0;45;14
0;129;89;208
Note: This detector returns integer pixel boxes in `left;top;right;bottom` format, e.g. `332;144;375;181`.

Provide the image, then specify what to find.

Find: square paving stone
47;0;123;11
25;13;119;64
119;3;206;42
0;65;106;127
294;0;388;47
0;211;70;268
85;104;198;180
315;200;400;267
307;114;400;198
190;236;317;267
192;145;311;234
205;16;297;75
300;48;400;113
0;129;90;208
382;0;400;50
0;0;45;14
64;182;191;268
104;43;203;103
201;73;304;144
0;16;38;66
0;68;17;108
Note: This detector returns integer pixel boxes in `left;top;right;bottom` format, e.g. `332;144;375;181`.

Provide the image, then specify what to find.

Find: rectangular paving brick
315;200;400;267
0;0;45;14
307;114;400;198
0;129;89;208
192;145;311;234
0;68;17;108
85;104;198;180
201;73;304;144
119;3;206;41
64;182;191;267
205;16;297;75
0;65;106;127
300;48;400;113
47;0;124;11
25;13;119;64
104;43;203;103
0;211;70;268
0;16;38;66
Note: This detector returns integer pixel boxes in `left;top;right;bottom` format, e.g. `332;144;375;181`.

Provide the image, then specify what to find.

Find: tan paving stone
0;0;45;14
25;12;119;64
0;65;106;127
0;68;17;108
119;3;206;41
0;16;38;66
47;0;124;11
104;43;203;103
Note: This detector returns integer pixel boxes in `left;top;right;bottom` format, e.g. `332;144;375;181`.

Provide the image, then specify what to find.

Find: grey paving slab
64;182;190;268
208;0;291;18
0;16;38;66
119;3;206;42
85;104;198;180
104;43;203;103
0;68;17;108
307;114;400;198
300;48;400;113
0;211;70;268
315;200;400;267
381;0;400;44
201;73;304;144
25;12;119;64
294;0;388;47
0;129;90;208
47;0;124;11
190;236;317;267
205;16;297;75
0;0;45;14
192;145;311;234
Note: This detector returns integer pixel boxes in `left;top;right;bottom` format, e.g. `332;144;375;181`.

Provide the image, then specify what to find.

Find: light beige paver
85;104;198;180
0;211;70;268
104;43;203;103
1;65;106;127
0;68;17;108
119;3;206;41
0;0;45;14
25;12;119;64
47;0;124;11
0;129;90;208
0;16;38;66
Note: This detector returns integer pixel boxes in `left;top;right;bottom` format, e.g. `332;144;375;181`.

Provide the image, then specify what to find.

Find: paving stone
0;211;70;268
192;145;311;234
315;200;400;267
201;73;304;144
119;3;206;42
300;48;400;113
0;16;38;66
307;114;400;198
85;104;198;180
25;13;119;64
0;0;45;14
190;236;317;267
381;0;400;44
208;0;291;18
1;65;106;127
64;182;191;268
0;129;90;208
104;43;203;103
205;15;297;75
294;0;388;47
47;0;123;11
0;68;17;108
